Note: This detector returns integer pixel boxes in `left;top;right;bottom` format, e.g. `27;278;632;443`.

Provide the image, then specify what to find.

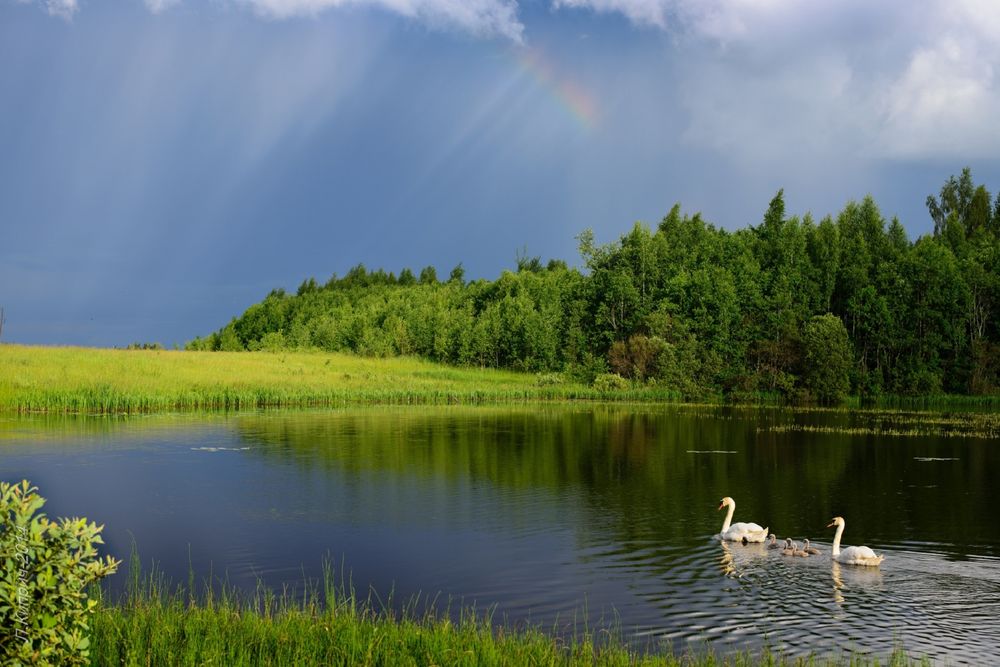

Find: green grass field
5;343;1000;415
0;344;684;414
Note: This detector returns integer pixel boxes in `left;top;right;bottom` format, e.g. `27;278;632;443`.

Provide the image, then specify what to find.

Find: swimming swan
781;538;795;556
767;534;781;549
718;497;768;543
827;516;884;567
803;539;821;556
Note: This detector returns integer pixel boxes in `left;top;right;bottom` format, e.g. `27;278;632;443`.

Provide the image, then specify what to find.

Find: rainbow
513;46;600;130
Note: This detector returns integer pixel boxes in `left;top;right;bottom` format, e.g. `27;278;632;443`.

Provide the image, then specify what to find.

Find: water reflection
1;405;998;664
830;560;884;608
718;540;770;579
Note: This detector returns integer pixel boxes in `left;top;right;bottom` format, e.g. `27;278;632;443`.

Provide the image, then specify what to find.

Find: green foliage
926;167;993;241
398;268;416;286
802;314;852;403
534;372;563;386
448;262;465;284
124;342;164;351
248;331;286;352
0;481;120;665
217;323;243;352
418;265;438;284
592;372;629;392
564;353;607;386
608;334;666;381
186;168;1000;402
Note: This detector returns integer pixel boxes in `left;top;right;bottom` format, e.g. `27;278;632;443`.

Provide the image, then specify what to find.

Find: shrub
534;372;563;387
592;372;629;392
250;331;286;353
124;342;164;351
565;353;607;385
607;335;666;381
1;481;120;665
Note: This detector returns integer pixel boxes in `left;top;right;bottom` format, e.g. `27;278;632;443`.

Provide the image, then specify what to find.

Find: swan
792;541;810;557
767;534;781;550
781;538;794;556
718;497;768;543
803;539;821;556
827;516;884;567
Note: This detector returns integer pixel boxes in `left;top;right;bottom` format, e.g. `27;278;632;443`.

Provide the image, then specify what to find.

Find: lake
2;405;997;664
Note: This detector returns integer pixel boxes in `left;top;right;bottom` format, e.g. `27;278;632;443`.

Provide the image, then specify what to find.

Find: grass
757;408;1000;439
88;557;924;667
4;343;998;416
0;344;687;414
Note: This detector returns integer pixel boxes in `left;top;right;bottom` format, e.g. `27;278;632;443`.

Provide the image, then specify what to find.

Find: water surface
2;405;997;663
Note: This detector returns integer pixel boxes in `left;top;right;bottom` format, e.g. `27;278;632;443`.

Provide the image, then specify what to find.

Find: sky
2;0;1000;347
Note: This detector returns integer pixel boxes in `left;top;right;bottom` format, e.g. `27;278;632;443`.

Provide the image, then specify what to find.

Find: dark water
2;405;998;663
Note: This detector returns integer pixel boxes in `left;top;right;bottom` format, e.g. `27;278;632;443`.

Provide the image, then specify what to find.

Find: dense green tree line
190;169;1000;402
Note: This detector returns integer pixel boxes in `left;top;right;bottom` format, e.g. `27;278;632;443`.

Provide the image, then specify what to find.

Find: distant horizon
3;0;999;347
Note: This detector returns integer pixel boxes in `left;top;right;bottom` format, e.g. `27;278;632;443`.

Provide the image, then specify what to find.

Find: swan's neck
832;522;844;556
721;503;735;533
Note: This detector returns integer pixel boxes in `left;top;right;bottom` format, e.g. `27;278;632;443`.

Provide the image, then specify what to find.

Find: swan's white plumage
828;516;884;567
722;521;768;542
718;497;768;543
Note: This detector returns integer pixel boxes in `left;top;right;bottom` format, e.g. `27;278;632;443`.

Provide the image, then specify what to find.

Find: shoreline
90;567;926;667
3;344;998;416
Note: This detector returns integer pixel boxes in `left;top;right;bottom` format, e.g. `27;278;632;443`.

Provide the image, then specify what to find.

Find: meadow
5;344;1000;415
0;344;683;414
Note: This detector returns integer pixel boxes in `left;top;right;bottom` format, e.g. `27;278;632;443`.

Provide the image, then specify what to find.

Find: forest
188;169;1000;402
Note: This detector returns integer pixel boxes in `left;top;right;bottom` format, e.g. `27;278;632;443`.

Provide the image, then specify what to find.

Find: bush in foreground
0;481;120;665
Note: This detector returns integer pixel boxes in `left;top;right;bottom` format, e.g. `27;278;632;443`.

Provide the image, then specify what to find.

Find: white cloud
549;0;796;34
551;0;669;28
874;1;1000;158
16;0;1000;160
614;0;1000;160
239;0;524;41
17;0;78;19
144;0;180;13
46;0;76;18
879;37;998;158
20;0;524;40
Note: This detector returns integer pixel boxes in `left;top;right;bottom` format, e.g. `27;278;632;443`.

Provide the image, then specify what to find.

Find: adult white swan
718;496;768;543
827;516;884;567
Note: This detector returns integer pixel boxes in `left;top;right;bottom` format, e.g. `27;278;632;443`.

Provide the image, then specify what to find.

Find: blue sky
2;0;1000;346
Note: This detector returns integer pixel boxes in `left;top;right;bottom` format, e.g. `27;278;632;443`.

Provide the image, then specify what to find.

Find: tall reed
89;554;924;667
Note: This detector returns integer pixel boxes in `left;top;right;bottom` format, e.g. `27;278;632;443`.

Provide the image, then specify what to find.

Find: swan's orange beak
717;501;725;511
826;519;836;528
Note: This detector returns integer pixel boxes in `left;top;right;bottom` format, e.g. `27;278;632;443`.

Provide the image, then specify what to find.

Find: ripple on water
615;538;1000;665
7;407;999;667
190;446;251;452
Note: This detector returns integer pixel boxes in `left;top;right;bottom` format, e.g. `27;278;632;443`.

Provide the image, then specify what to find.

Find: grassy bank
0;344;682;414
91;602;919;667
89;565;921;667
4;344;998;415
